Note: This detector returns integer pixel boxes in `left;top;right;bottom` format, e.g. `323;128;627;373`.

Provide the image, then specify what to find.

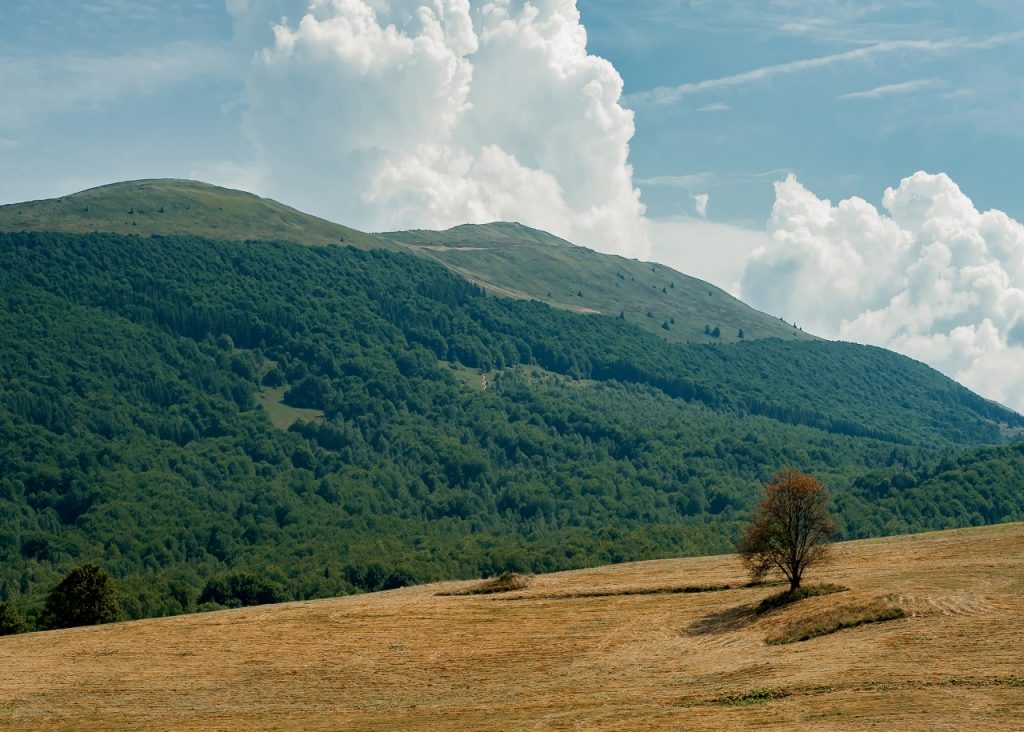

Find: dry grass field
1;523;1022;730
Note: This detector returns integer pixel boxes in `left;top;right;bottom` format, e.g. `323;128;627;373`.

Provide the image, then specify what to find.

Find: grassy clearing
766;595;907;644
442;361;490;391
256;387;324;430
754;583;849;614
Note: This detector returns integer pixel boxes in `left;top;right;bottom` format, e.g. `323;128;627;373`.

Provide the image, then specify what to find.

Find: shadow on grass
685;582;847;637
754;583;849;615
686;602;759;636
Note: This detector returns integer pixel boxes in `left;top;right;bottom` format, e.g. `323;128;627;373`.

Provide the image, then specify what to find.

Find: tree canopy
739;469;834;592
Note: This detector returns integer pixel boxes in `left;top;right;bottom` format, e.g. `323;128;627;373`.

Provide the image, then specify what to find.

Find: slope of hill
384;222;810;343
0;179;390;249
2;228;1022;622
1;179;805;344
1;523;1021;730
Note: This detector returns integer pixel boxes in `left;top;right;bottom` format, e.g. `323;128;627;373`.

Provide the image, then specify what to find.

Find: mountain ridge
0;178;392;250
1;178;807;344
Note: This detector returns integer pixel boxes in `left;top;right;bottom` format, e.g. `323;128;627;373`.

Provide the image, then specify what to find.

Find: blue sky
3;1;1024;409
580;1;1024;227
4;1;1022;225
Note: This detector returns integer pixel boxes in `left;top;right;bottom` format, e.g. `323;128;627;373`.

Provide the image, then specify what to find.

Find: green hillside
0;179;390;250
1;229;1022;626
2;180;806;344
384;222;811;343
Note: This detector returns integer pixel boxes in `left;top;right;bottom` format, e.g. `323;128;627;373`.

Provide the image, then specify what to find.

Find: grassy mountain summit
0;179;390;250
2;179;804;344
383;222;810;344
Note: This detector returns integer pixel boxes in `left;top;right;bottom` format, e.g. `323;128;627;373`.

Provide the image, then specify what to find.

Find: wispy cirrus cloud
0;41;233;128
697;102;732;112
837;78;943;100
637;169;791;189
625;31;1024;107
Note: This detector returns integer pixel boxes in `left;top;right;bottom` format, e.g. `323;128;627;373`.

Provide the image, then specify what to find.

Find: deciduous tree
42;563;122;629
739;469;834;592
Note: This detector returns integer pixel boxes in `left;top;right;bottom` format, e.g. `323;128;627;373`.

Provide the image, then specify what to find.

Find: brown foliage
739;469;834;592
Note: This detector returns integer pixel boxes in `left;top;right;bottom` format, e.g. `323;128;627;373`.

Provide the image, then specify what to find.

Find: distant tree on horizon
738;468;834;592
42;563;122;629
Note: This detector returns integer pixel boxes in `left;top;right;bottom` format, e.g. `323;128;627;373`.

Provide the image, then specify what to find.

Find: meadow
1;523;1020;730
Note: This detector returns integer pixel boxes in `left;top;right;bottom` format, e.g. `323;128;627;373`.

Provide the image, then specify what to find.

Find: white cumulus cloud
740;171;1024;411
226;0;649;257
691;192;709;217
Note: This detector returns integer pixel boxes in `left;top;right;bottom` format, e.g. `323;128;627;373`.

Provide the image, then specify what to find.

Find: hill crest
0;178;389;250
2;179;810;344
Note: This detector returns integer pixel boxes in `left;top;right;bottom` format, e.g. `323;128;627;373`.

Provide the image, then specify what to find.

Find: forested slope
1;230;1022;623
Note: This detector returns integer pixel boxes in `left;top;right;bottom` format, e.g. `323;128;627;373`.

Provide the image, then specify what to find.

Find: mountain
1;179;803;344
0;179;391;250
382;222;810;343
3;522;1022;729
1;180;1022;624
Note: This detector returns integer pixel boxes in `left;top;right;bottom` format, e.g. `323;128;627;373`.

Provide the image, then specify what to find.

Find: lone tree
42;563;122;629
739;469;834;592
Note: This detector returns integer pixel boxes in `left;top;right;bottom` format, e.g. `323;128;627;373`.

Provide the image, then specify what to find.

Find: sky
2;0;1024;410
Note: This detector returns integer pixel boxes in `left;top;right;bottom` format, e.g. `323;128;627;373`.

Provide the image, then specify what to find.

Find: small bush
755;583;848;614
766;595;907;644
440;571;532;596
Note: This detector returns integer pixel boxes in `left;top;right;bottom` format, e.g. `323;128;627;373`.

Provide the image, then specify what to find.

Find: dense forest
1;230;1022;626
